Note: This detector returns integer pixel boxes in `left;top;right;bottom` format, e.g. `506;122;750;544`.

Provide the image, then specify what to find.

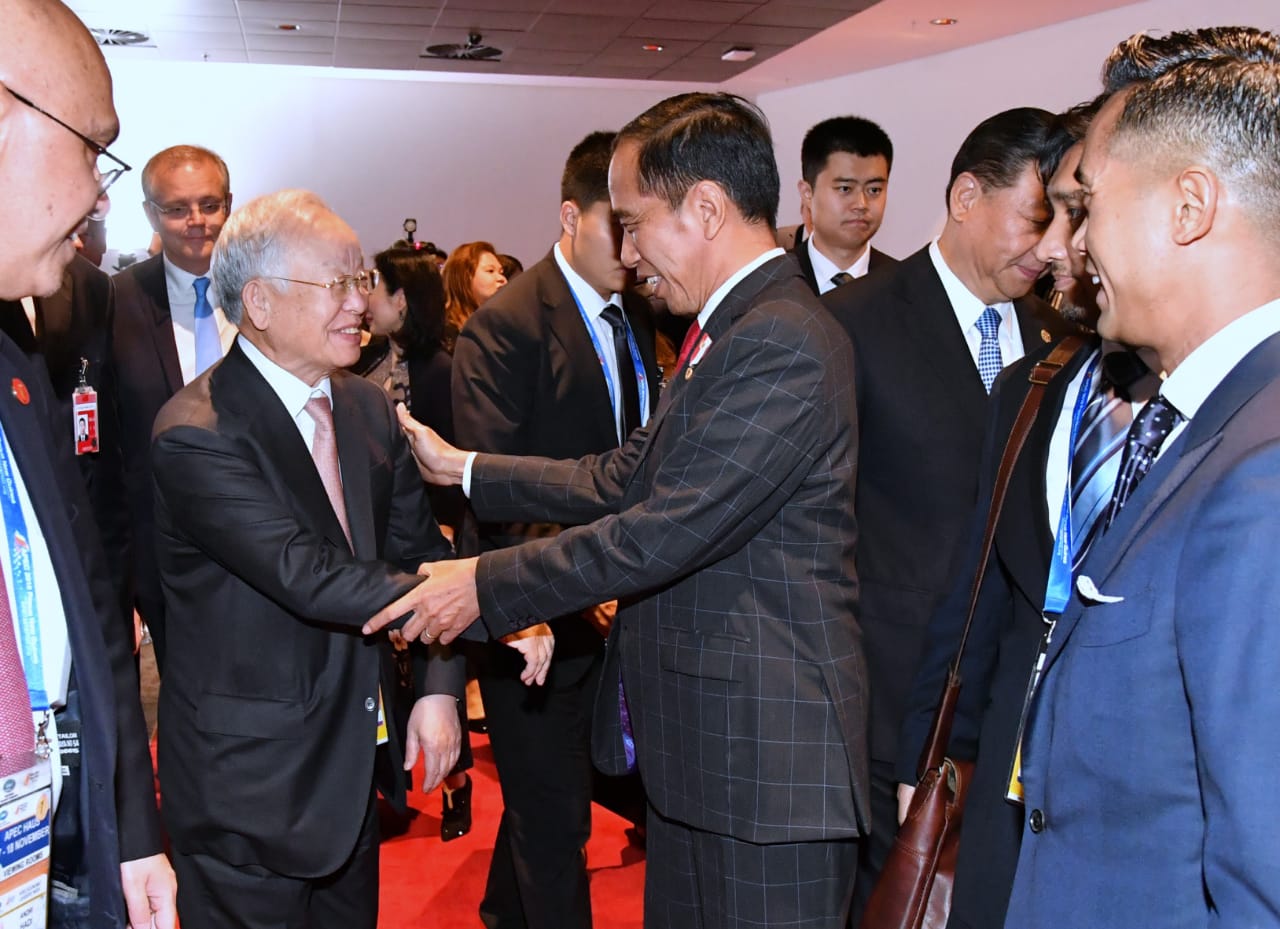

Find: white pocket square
1077;575;1125;604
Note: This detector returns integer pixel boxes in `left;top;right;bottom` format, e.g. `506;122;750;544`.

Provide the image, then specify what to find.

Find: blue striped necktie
1069;355;1132;568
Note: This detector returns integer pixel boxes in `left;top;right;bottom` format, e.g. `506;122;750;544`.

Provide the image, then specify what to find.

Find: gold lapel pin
1040;328;1052;343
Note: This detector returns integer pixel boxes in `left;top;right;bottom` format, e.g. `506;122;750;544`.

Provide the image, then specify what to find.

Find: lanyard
1042;353;1101;616
0;426;47;712
570;293;650;437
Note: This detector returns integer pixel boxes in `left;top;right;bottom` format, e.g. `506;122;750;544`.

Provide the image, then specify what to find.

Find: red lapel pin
10;379;29;405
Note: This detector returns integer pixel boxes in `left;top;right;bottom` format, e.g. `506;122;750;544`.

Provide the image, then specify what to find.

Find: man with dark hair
0;1;176;925
1101;24;1280;91
794;115;896;295
1006;39;1280;929
113;143;235;672
822;106;1072;919
369;92;869;929
450;129;661;929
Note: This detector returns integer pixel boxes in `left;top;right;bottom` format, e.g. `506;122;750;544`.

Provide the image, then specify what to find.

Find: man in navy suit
0;0;175;925
1006;35;1280;929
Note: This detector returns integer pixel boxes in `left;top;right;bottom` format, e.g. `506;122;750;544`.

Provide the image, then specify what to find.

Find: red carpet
378;734;646;928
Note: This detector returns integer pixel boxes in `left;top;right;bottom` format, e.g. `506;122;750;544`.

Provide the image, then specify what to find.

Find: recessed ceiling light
721;46;756;62
642;43;664;52
929;17;959;26
276;23;302;31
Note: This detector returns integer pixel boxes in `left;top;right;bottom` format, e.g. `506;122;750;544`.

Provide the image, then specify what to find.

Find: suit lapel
539;261;618;450
331;374;375;559
1013;296;1059;350
1047;332;1280;662
34;269;73;374
139;257;184;395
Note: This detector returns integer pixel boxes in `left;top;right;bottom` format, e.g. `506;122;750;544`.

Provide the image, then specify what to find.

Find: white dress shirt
164;256;236;384
929;240;1025;372
808;236;871;294
237;335;333;454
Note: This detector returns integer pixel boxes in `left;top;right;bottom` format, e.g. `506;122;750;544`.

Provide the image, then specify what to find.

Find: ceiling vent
422;31;503;61
90;27;153;47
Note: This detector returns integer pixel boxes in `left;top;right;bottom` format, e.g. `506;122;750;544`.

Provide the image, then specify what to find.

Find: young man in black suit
372;93;870;929
451;130;660;929
822;107;1074;922
112;144;234;672
793;116;897;295
0;1;175;924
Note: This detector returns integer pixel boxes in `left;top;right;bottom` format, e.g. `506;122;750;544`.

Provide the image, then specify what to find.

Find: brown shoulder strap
917;335;1086;778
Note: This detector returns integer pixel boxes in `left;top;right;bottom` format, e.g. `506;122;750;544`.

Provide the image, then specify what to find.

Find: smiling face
609;139;708;318
248;212;367;386
1033;142;1099;325
955;162;1052;304
145;157;230;276
801;151;889;264
0;3;118;298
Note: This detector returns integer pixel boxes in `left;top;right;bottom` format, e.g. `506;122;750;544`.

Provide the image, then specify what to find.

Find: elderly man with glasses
112;144;235;673
149;188;550;929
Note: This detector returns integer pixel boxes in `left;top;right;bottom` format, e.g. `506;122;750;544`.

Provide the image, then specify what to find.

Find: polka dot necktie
1102;393;1183;532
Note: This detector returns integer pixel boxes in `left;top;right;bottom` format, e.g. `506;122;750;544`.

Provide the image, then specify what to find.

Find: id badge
376;689;388;746
72;387;98;456
0;759;52;928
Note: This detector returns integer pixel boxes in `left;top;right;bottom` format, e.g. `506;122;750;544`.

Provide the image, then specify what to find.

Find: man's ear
948;172;981;223
242;280;271;331
797;179;813;209
1170;165;1217;247
687;179;728;241
559;199;579;240
224;191;234;214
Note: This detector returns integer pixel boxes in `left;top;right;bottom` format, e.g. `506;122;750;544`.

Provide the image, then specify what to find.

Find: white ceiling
66;0;1145;90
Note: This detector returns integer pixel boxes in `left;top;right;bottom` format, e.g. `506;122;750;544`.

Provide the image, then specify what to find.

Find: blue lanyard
570;293;650;437
1043;353;1101;615
0;426;47;712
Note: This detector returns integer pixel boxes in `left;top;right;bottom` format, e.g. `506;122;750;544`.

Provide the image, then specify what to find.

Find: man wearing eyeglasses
150;189;546;929
0;1;176;927
113;144;234;672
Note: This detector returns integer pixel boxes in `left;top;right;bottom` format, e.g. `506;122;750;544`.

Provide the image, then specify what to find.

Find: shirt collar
553;242;620;319
236;334;333;419
929;238;1013;330
162;253;206;292
808;235;870;284
696;248;785;331
1160;297;1280;420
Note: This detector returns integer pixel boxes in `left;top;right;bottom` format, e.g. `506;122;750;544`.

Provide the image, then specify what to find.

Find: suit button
1029;809;1045;833
364;697;376;711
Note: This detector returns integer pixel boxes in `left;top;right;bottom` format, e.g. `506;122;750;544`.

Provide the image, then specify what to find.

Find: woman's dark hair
374;246;447;358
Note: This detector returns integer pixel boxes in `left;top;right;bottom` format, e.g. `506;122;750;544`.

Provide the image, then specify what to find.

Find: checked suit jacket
465;253;870;844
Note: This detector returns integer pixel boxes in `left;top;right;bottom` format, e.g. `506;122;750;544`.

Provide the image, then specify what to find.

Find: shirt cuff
462;452;477;497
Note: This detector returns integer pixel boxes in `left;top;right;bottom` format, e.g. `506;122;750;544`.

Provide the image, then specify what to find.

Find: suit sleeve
151;423;430;628
1175;442;1280;924
471;302;838;637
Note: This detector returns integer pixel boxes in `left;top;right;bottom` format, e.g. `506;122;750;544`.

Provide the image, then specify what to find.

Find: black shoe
441;775;473;842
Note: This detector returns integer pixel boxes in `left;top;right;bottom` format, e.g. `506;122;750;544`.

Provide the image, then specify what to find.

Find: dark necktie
1102;394;1183;532
600;304;641;439
1068;355;1133;568
975;306;1003;394
830;271;854;287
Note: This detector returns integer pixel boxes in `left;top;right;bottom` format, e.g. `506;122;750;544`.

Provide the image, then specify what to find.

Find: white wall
101;62;700;266
759;0;1280;260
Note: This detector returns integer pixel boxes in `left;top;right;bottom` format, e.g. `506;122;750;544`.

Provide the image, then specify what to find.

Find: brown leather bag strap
917;335;1085;778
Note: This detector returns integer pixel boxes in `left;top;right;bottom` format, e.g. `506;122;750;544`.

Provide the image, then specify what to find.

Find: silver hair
210;189;331;324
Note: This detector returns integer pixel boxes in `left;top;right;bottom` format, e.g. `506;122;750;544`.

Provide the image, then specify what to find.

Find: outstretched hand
363;557;481;645
396;403;469;486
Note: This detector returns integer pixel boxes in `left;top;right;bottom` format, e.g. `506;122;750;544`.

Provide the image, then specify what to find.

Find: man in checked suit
151;190;546;928
452;130;660;929
1005;37;1280;929
792;115;897;295
112;144;234;671
822;108;1073;918
369;92;869;929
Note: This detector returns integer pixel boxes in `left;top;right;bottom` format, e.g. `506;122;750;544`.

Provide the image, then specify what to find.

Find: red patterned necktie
675;320;703;370
304;394;352;548
0;566;35;776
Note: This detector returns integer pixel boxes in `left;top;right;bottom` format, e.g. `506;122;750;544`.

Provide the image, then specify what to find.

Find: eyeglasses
4;86;131;196
265;269;381;297
147;199;228;220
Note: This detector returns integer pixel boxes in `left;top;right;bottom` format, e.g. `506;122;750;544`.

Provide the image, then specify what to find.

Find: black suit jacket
152;342;462;877
112;253;185;634
792;238;897;296
451;251;660;652
0;334;161;923
466;255;870;844
823;245;1072;765
896;338;1095;929
0;257;132;633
